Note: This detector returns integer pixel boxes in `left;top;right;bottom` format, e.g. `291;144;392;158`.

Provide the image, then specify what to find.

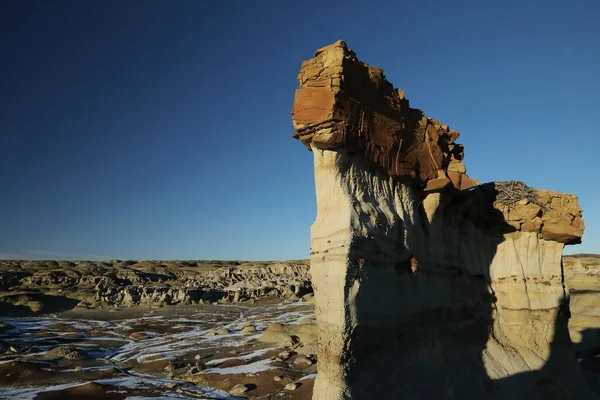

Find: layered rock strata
0;260;311;312
292;40;591;399
564;255;600;352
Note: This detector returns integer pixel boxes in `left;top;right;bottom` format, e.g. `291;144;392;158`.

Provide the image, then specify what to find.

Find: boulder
258;323;317;348
208;328;230;336
45;346;88;360
229;384;251;395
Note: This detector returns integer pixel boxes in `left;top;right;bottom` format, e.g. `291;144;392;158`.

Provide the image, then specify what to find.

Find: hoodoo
292;40;593;399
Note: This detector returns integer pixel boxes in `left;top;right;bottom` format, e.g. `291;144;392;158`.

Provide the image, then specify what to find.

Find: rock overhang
292;40;584;245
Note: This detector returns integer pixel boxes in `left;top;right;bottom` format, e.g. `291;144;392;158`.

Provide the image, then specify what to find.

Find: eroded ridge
292;40;592;400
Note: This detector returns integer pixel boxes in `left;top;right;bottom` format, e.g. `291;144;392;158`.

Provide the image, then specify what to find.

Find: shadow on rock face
0;293;80;316
293;39;592;399
343;181;506;398
340;178;592;399
574;327;600;395
494;297;583;400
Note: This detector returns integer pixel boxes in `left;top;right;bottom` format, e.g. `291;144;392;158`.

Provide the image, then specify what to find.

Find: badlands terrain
0;260;317;399
0;256;600;399
2;40;598;400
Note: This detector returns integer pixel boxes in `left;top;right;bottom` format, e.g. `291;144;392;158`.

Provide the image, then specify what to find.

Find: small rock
208;328;230;336
46;346;88;360
187;366;199;375
295;343;318;356
278;351;291;360
27;301;44;313
130;332;149;340
0;322;14;333
194;354;202;360
274;375;283;382
302;363;318;374
229;384;251;395
9;346;19;353
285;382;299;391
302;293;314;302
23;346;40;354
293;355;313;366
273;357;283;362
242;325;257;333
74;366;83;372
195;360;206;371
164;383;179;389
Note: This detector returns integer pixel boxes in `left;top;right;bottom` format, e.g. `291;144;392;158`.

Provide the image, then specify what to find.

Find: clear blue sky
1;0;598;260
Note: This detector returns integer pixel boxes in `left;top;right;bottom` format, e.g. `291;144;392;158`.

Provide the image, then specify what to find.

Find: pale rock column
294;41;592;400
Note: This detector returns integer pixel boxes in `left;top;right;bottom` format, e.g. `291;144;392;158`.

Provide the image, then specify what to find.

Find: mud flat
0;300;316;399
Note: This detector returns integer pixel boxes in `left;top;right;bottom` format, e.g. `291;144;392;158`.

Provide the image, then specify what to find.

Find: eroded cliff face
564;255;600;352
293;40;592;399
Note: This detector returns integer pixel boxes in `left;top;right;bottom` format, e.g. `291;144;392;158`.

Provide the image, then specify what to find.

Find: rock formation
564;254;600;392
564;254;600;352
0;260;311;312
292;40;592;399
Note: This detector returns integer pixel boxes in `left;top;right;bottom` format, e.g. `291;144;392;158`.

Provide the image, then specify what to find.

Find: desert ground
0;260;316;399
3;256;600;399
